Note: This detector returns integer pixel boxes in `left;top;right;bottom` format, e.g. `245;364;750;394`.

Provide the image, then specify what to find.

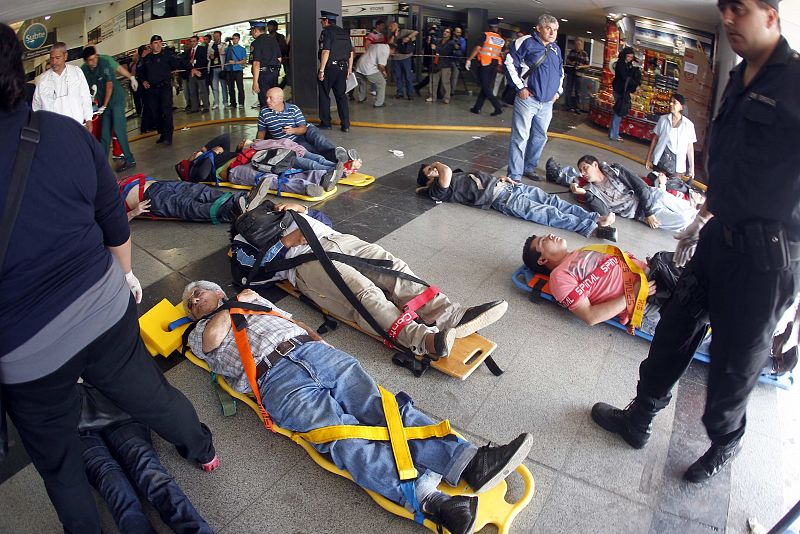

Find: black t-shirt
320;25;353;61
140;50;183;85
252;33;280;66
706;37;800;238
427;171;500;209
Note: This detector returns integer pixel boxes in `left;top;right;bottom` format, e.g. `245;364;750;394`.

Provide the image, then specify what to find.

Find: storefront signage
342;3;399;17
22;23;48;50
398;3;410;16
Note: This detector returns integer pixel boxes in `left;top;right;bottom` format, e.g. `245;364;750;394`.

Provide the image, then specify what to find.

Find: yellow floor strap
296;418;451;445
580;244;649;332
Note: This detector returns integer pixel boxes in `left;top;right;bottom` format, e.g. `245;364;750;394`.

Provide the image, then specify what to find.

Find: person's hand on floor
645;214;661;229
128;199;151;221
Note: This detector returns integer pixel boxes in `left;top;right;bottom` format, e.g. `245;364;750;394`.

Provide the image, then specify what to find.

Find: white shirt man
354;43;391;107
32;43;93;127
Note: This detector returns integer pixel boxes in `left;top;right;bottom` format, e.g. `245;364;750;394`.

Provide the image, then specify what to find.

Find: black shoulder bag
0;111;41;463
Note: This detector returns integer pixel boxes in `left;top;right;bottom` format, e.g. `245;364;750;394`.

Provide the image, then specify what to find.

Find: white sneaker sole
472;433;533;494
453;301;508;338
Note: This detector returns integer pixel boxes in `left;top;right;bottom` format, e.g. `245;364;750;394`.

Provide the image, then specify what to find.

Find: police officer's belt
259;65;280;72
722;221;800;271
255;334;315;379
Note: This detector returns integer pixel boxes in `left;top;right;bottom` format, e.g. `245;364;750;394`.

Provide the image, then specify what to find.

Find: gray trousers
188;75;209;111
294;234;464;355
355;71;386;106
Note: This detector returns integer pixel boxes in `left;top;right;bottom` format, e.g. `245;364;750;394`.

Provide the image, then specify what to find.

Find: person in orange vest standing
465;18;505;116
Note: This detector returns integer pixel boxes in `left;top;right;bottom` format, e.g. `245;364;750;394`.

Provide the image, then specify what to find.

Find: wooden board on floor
276;281;496;380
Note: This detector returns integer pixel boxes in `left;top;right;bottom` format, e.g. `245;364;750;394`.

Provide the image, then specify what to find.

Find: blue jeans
145;181;246;223
261;342;477;507
609;91;622;139
296;151;336;171
508;96;553;179
491;184;598;237
295;124;337;162
82;422;211;534
393;58;414;97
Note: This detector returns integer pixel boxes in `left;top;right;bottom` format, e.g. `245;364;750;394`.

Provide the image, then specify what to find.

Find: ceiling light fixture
586;30;592;34
560;18;568;22
44;15;51;20
497;17;504;20
446;4;454;7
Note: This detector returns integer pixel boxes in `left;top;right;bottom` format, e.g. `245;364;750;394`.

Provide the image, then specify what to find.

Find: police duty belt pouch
251;148;296;175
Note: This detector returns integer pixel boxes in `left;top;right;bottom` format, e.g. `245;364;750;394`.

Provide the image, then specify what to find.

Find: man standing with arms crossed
504;15;563;182
591;0;800;483
318;10;354;132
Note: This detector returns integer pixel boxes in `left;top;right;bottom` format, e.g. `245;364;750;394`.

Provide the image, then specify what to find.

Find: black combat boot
683;439;743;483
591;399;659;449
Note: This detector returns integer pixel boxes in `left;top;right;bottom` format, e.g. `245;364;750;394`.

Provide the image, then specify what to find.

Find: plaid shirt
188;296;307;393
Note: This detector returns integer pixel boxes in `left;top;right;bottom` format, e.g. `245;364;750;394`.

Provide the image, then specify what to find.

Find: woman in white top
645;93;697;181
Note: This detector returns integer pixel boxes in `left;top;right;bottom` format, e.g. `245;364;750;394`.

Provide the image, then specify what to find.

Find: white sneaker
426;97;434;102
211;104;218;110
251;102;261;109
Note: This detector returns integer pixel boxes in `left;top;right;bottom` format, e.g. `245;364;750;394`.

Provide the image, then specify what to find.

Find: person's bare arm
466;45;481;63
107;237;133;273
571;280;656;326
318;50;330;81
256;130;266;140
347;50;354;77
433;162;453;188
284;124;308;136
252;59;261;93
686;142;695;178
102;81;113;108
645;134;659;170
202;310;232;353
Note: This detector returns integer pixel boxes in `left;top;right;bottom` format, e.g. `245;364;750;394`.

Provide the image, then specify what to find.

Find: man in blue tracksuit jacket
504;14;564;182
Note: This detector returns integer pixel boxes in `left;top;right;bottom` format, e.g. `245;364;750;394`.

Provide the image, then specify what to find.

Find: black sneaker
590;401;654;449
334;146;349;163
425;495;478;534
545;157;562;183
490;109;503;117
245;178;273;212
469;108;480;115
321;162;344;191
453;301;508;338
593;226;618;242
461;433;533;493
683;440;742;483
116;160;136;173
305;184;325;198
523;170;542;181
318;123;332;130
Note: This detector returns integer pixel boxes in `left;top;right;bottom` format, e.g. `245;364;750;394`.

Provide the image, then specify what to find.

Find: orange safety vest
477;31;504;66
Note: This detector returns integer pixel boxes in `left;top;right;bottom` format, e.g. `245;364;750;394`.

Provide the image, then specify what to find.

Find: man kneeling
183;282;533;534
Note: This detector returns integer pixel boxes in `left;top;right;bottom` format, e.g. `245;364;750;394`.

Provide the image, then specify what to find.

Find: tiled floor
1;92;798;534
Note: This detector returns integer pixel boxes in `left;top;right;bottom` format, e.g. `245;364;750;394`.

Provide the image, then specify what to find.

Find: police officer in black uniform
591;0;800;483
249;20;281;109
139;35;185;145
318;10;354;132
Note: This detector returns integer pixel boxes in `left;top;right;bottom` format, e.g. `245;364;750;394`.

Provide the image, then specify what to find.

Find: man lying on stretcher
183;281;533;534
121;175;317;223
521;234;799;375
230;202;508;359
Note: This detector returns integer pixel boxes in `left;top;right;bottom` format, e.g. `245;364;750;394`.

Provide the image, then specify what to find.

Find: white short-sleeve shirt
32;65;94;125
652;114;697;174
355;44;390;76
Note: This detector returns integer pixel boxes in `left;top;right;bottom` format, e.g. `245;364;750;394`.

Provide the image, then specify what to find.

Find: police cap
488;18;501;27
150;34;163;43
320;10;338;21
249;20;267;29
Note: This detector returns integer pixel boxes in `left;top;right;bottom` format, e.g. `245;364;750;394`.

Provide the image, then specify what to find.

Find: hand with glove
95;106;106;116
125;271;143;304
465;59;471;71
673;210;711;268
130;77;138;91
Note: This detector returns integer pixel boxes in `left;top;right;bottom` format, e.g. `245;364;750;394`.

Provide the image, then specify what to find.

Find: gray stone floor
1;99;798;534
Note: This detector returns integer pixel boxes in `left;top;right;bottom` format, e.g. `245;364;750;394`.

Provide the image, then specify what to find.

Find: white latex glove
96;106;106;116
130;77;139;91
673;213;710;268
125;271;143;304
465;59;471;71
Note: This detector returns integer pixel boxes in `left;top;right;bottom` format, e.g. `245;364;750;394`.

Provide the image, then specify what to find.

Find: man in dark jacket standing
187;35;210;113
139;35;184;145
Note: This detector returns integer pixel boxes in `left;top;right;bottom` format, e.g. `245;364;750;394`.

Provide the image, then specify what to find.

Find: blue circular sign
23;23;48;50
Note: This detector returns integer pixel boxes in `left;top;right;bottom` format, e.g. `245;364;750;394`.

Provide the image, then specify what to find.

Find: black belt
259;65;280;72
255;334;315;379
722;224;800;259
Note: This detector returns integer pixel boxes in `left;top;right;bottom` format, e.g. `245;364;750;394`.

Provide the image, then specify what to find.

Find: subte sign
23;23;48;50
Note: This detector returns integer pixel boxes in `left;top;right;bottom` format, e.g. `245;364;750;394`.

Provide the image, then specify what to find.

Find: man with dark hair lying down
520;234;798;376
416;161;619;242
182;281;534;534
547;155;698;231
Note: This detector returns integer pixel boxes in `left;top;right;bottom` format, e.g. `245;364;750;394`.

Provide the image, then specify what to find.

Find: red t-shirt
549;250;646;324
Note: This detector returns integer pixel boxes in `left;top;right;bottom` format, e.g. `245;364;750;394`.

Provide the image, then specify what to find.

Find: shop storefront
590;15;715;148
341;2;400;54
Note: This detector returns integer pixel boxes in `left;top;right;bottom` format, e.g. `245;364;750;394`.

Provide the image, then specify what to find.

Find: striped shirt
188;296;306;393
257;103;306;141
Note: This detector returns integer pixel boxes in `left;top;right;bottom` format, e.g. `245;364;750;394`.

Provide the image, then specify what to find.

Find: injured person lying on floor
229;200;508;359
545;155;701;232
182;282;533;534
415;162;619;242
121;175;325;222
521;234;799;376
